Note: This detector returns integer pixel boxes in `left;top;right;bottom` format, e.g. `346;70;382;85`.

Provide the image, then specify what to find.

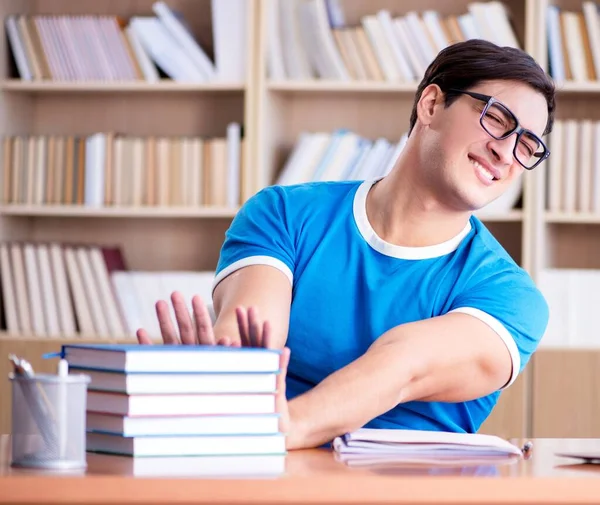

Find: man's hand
135;291;292;439
137;291;244;346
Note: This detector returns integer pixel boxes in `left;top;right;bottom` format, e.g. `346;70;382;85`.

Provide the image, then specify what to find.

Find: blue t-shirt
213;179;548;433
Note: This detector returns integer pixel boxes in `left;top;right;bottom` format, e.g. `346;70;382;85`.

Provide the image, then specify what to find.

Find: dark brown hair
408;39;555;136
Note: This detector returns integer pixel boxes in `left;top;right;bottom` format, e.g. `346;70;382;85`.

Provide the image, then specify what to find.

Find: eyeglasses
446;89;550;170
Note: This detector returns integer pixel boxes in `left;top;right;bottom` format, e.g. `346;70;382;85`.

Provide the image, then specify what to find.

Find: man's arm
212;265;292;349
286;312;513;449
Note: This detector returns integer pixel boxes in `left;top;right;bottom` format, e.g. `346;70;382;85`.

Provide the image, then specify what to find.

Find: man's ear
416;84;444;128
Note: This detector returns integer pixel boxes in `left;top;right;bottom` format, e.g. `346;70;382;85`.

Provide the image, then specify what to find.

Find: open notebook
333;429;523;458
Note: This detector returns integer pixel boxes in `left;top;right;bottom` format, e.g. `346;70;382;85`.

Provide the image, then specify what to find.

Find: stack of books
61;344;286;462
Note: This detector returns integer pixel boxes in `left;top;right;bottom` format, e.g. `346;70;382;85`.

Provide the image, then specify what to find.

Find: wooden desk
1;435;600;504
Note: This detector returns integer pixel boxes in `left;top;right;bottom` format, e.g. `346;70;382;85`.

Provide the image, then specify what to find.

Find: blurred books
5;1;247;83
62;343;286;459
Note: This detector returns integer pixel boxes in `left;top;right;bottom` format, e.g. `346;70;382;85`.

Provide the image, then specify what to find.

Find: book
86;411;280;437
91;453;285;476
87;390;277;416
77;368;278;394
333;429;523;458
86;432;286;457
61;344;281;373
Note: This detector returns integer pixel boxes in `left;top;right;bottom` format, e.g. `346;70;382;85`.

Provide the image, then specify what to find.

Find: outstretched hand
136;291;292;438
136;291;274;348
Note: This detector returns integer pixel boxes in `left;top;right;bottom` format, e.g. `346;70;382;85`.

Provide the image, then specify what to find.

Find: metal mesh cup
10;372;90;470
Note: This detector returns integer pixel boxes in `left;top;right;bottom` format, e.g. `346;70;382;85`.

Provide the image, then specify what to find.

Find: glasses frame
446;88;550;170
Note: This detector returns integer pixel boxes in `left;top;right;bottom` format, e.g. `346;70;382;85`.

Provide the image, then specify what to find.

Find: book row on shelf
546;2;600;83
1;124;244;208
547;119;600;214
0;241;216;340
61;343;285;460
5;0;247;83
268;0;519;83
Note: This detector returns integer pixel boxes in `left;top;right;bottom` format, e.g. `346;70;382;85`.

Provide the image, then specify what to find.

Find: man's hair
408;39;556;136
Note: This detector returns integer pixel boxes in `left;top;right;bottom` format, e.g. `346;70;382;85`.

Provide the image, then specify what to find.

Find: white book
63;343;281;374
334;428;522;457
375;10;413;82
578;120;593;213
6;15;33;80
36;244;61;337
152;1;216;79
591;122;600;213
279;0;313;79
86;411;279;436
211;0;247;81
392;17;425;79
81;368;277;395
546;5;565;81
562;120;578;212
306;0;350;80
87;432;285;457
362;15;401;82
49;243;77;336
92;452;285;477
86;390;277;417
267;0;286;79
226;122;241;207
124;25;159;82
547;120;564;211
421;10;449;52
562;11;588;81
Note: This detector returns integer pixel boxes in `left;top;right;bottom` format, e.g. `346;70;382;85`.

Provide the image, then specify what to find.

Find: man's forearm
286;338;412;449
286;313;511;449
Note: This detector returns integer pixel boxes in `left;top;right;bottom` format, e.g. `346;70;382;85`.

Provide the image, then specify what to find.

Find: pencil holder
9;372;90;470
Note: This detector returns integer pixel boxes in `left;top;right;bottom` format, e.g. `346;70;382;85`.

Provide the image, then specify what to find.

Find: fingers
171;292;197;345
262;320;274;349
156;300;180;344
247;307;262;347
236;307;250;347
192;295;215;346
136;328;153;345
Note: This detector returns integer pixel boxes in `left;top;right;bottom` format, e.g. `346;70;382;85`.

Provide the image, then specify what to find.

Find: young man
137;39;555;450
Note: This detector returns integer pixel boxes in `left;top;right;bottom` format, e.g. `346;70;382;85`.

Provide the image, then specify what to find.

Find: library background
0;0;598;439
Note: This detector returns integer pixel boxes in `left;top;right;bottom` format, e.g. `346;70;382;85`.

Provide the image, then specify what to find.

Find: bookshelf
1;0;600;439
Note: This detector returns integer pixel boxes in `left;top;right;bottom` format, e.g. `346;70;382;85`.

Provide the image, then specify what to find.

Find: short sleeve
448;268;549;390
212;186;295;293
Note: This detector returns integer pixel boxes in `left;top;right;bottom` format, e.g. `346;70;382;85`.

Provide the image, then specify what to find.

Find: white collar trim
352;179;472;260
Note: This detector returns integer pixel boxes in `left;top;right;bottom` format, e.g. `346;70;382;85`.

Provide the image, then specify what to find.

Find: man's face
421;80;549;212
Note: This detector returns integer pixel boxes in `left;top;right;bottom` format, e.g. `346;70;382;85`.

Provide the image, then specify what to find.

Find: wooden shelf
267;80;419;94
0;205;239;219
554;81;600;93
0;79;246;93
545;212;600;224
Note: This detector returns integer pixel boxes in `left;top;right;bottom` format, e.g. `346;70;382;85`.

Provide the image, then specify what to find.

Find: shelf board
0;205;239;218
545;212;600;224
474;210;523;222
0;79;246;93
268;80;419;94
555;81;600;93
267;80;600;95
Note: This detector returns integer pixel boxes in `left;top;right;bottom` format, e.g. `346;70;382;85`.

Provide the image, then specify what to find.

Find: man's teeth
470;158;495;181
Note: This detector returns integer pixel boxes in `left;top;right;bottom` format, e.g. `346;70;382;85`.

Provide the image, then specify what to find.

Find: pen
8;354;58;450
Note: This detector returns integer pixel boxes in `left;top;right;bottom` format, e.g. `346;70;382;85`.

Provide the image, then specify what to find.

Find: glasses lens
481;102;517;139
515;131;546;169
